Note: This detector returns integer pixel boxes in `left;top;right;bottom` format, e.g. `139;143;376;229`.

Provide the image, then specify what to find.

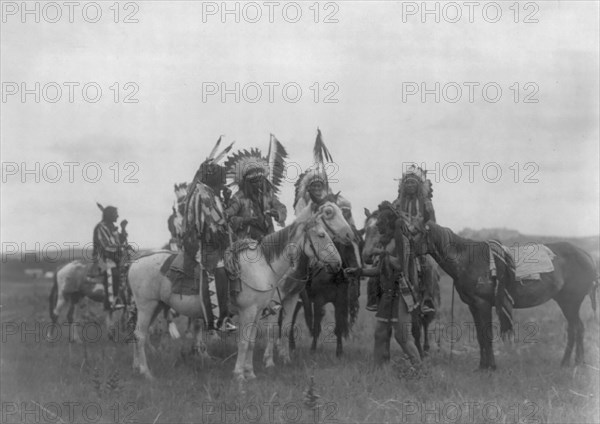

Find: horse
409;219;599;369
288;235;362;358
127;201;355;380
263;194;362;365
48;246;134;342
361;208;441;357
228;205;349;381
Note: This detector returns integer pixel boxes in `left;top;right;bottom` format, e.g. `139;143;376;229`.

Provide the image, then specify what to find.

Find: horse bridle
303;222;336;271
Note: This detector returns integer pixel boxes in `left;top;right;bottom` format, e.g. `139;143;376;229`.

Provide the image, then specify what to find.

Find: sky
1;0;599;254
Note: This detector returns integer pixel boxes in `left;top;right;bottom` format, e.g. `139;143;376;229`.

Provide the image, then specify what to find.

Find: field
1;275;599;424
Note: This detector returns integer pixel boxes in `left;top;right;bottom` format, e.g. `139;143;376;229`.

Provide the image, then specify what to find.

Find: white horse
226;202;350;381
49;259;128;342
127;201;354;380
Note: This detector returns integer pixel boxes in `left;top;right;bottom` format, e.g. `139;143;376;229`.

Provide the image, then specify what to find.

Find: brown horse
409;220;598;369
289;239;361;357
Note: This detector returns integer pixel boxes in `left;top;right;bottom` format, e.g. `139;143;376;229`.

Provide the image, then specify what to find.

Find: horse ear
364;208;371;217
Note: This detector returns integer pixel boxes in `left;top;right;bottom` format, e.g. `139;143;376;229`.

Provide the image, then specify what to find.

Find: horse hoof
264;360;275;369
244;371;257;380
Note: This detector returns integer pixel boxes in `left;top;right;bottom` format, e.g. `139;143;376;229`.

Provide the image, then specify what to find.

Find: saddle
160;252;201;296
509;244;555;280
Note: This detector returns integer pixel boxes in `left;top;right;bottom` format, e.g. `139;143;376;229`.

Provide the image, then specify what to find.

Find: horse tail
590;279;598;319
49;269;59;323
347;275;360;331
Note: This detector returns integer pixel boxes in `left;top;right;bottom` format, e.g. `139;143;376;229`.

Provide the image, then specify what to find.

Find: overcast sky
1;1;599;254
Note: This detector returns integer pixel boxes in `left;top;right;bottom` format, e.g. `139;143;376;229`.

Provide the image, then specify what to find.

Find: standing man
346;202;422;367
92;204;128;310
181;137;236;332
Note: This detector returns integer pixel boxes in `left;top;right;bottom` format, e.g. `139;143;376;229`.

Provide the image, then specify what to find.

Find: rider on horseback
224;138;288;315
392;165;437;316
224;163;287;241
92;203;128;310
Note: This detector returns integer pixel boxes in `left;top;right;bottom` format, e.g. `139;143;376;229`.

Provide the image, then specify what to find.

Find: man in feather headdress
392;165;437;316
293;130;355;226
224;136;288;314
181;137;236;332
224;139;288;242
91;204;128;310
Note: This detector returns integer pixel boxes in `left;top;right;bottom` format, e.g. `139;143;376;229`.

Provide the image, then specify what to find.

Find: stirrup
420;304;435;314
110;299;125;310
219;318;237;332
261;300;282;318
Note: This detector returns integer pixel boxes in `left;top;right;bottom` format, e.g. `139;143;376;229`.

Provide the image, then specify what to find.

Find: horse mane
260;222;301;264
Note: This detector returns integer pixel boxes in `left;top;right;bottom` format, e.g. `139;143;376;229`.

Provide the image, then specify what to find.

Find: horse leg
192;318;210;361
66;297;81;343
166;308;181;339
334;285;348;358
48;291;68;339
556;299;584;366
234;304;258;381
422;316;431;353
289;299;303;352
311;301;324;353
243;308;260;380
411;314;424;359
468;302;496;370
133;299;159;380
263;313;278;369
278;294;299;364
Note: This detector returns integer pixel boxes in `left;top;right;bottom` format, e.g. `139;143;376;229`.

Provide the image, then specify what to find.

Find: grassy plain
1;276;598;423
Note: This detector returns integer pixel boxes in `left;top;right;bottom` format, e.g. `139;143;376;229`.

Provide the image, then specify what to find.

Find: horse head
302;218;342;273
362;209;381;264
300;200;356;245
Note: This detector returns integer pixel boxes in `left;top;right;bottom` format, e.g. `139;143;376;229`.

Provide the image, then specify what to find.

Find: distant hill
0;247;163;282
458;227;600;261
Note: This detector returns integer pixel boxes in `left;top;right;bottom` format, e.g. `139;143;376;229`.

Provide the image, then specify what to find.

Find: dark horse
409;219;598;369
362;208;441;357
289;240;361;357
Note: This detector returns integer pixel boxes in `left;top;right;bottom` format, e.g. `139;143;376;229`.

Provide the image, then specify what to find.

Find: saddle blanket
508;244;555;280
160;252;200;296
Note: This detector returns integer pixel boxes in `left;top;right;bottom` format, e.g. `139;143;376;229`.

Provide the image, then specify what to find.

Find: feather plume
267;133;288;192
96;202;105;212
313;128;333;164
206;135;223;161
212;141;235;164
